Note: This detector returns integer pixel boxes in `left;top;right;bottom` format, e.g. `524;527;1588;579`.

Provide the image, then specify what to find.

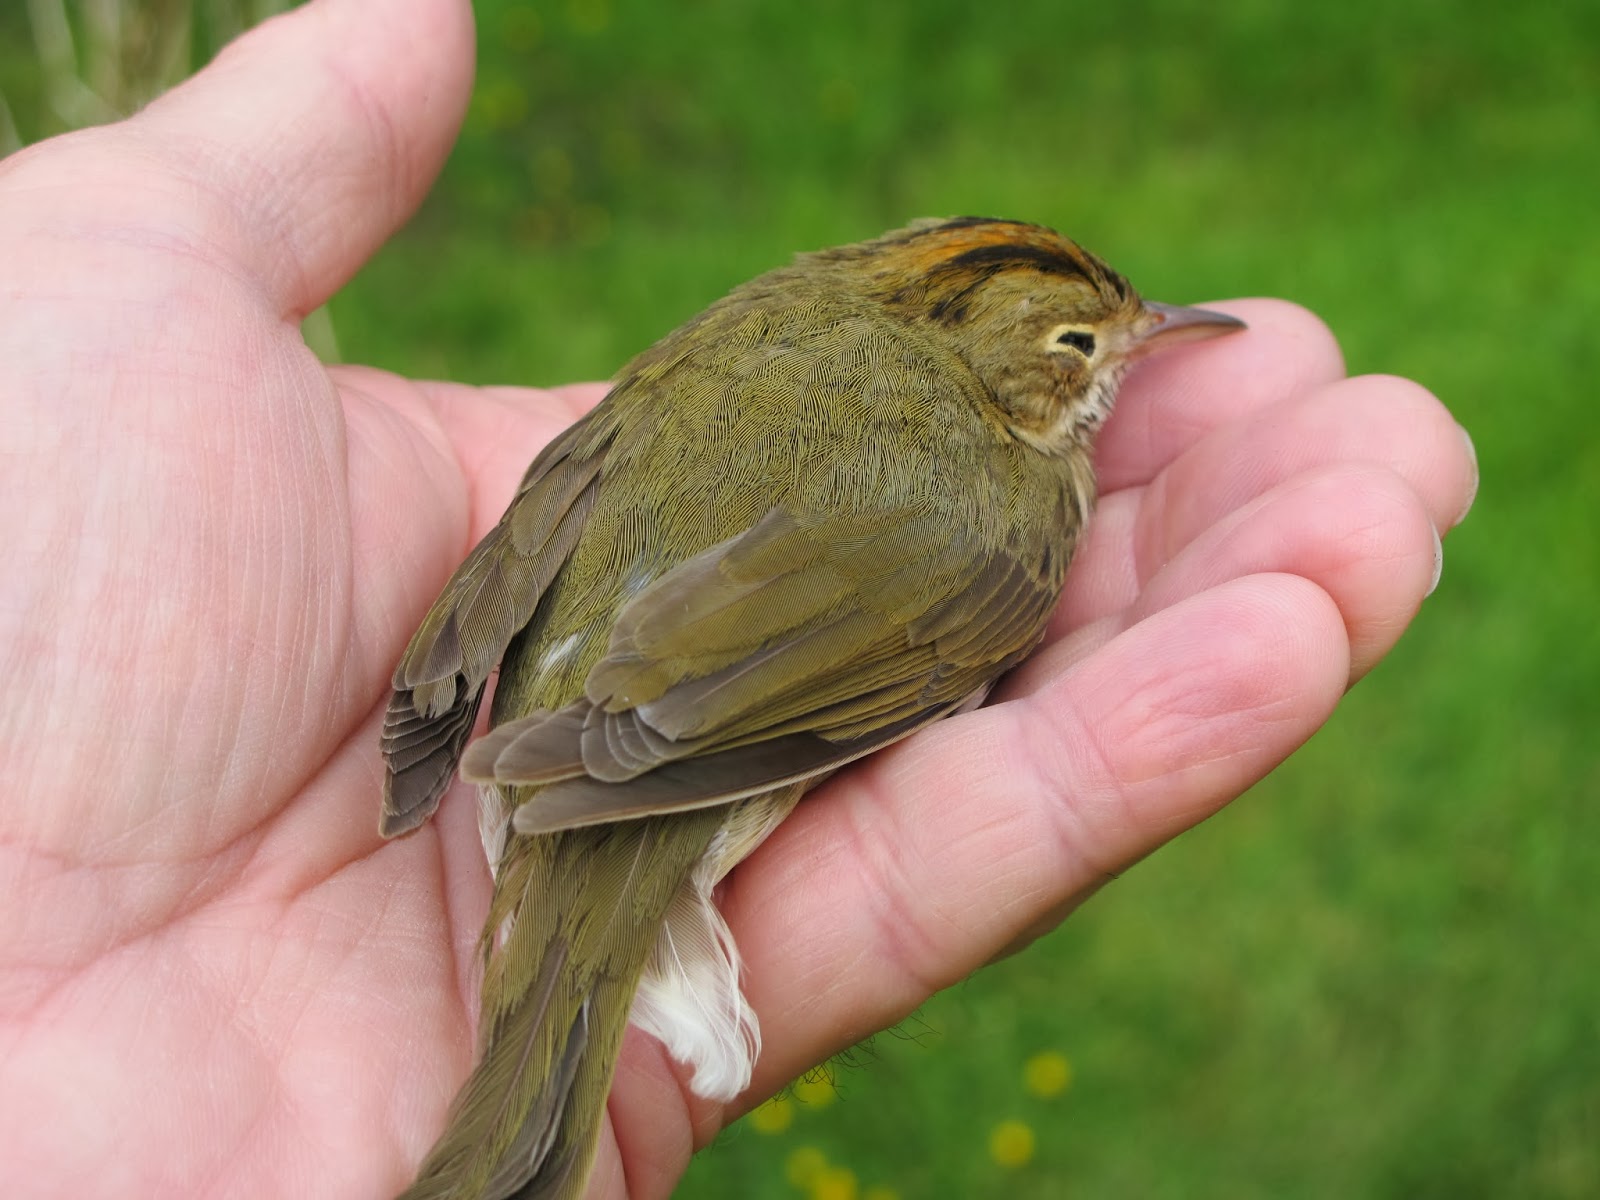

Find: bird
378;216;1244;1199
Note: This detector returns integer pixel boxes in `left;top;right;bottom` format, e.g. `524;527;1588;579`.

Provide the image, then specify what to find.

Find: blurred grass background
3;1;1597;1196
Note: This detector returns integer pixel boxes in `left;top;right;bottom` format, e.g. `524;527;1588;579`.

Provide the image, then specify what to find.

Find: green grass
4;1;1597;1196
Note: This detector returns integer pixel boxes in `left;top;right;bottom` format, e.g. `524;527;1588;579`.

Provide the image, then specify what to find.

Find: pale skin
0;0;1478;1196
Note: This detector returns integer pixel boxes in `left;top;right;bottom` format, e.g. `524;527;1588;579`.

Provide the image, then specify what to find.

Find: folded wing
459;504;1061;833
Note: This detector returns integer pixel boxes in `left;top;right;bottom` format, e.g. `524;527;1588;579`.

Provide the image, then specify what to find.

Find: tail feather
398;944;586;1200
401;971;627;1200
396;809;728;1200
482;999;591;1200
492;1000;588;1195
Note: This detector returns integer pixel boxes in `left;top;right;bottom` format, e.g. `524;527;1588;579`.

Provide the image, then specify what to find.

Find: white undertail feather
630;883;759;1101
630;786;803;1100
477;783;512;877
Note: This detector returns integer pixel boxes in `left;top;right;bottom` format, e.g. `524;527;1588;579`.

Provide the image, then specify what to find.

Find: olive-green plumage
379;217;1242;1199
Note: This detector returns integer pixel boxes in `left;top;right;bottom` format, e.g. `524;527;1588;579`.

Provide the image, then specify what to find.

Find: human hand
0;1;1476;1197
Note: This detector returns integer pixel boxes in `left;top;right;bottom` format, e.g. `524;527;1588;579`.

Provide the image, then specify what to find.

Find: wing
379;415;615;836
459;503;1065;834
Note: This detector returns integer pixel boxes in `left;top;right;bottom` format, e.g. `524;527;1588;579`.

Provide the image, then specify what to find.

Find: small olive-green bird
379;217;1242;1199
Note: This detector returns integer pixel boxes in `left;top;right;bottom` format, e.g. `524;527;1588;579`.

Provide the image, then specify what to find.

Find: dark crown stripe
934;242;1090;281
917;240;1095;325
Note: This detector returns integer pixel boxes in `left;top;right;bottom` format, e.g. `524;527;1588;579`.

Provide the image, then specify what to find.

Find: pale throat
1008;364;1125;458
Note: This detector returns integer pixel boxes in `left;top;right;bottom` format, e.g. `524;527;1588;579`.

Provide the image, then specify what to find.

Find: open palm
0;2;1475;1198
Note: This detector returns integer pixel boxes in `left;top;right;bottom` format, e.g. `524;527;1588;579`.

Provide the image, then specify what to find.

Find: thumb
19;0;477;318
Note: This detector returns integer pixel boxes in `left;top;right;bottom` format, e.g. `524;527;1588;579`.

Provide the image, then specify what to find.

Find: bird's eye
1046;325;1096;357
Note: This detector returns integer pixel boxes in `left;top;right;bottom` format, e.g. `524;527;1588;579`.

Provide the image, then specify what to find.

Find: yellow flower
794;1074;839;1109
988;1119;1037;1169
1023;1051;1074;1098
785;1146;829;1188
810;1165;859;1200
749;1095;795;1134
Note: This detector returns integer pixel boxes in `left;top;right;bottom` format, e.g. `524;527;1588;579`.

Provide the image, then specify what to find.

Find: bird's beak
1136;301;1246;351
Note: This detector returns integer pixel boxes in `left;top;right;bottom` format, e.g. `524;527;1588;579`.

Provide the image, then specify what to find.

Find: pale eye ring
1045;324;1097;358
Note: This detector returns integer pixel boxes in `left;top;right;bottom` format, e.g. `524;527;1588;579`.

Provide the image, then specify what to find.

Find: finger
1032;463;1439;689
1135;373;1472;572
129;0;474;314
607;1030;703;1200
1130;464;1440;679
723;572;1348;1100
1061;372;1473;629
1096;299;1347;491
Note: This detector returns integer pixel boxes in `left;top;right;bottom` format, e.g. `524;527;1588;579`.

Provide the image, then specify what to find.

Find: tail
397;808;726;1200
397;943;615;1200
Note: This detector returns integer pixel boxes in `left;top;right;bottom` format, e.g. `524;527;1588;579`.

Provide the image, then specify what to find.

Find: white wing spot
537;632;582;675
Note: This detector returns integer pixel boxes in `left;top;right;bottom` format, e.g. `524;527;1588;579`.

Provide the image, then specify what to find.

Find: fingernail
1452;424;1478;529
1426;522;1444;597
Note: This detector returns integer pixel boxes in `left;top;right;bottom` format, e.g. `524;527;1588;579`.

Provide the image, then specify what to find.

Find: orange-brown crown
829;217;1134;325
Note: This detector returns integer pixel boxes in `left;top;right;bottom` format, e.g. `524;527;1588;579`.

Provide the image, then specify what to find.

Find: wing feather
379;417;613;836
462;503;1061;833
